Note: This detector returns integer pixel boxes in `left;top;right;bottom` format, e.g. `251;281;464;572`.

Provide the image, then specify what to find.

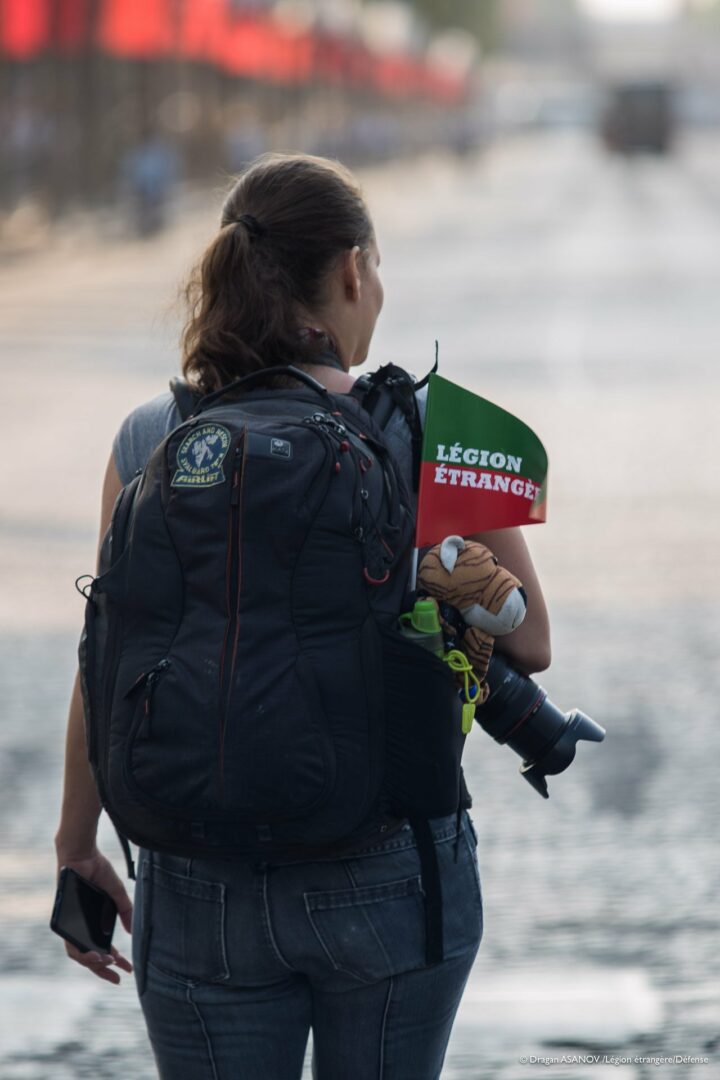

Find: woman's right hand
55;458;134;985
55;843;134;985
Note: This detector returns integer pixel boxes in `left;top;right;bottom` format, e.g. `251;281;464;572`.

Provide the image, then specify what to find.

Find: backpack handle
193;365;329;415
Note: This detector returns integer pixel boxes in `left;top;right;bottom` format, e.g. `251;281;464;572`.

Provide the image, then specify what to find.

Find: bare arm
54;670;102;857
54;454;133;984
465;527;551;676
55;454;123;855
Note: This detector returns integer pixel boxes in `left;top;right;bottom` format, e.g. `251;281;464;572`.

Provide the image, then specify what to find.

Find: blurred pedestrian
120;127;180;237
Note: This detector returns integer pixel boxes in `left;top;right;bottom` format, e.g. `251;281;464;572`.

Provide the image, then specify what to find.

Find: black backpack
77;364;466;964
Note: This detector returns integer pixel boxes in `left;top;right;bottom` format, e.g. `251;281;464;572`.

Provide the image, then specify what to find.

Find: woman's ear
342;246;362;302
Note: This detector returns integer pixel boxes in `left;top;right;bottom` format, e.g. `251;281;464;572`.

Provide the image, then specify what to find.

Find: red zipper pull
125;670;149;698
138;659;170;736
364;567;390;585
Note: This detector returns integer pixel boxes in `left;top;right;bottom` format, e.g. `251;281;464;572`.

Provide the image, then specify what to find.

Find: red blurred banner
0;0;48;58
220;15;311;83
178;0;224;61
55;0;93;51
0;0;467;102
98;0;174;57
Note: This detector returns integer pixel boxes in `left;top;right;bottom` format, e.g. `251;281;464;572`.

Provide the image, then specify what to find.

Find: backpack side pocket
380;625;466;819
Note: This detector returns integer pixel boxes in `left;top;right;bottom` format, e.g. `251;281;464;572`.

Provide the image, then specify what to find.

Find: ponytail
181;153;374;394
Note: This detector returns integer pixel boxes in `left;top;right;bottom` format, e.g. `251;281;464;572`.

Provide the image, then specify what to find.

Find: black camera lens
477;653;605;797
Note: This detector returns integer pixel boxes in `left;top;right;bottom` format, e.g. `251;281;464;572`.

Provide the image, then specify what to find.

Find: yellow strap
442;648;481;705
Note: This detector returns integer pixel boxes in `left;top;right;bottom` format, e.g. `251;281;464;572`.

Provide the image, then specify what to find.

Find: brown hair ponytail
181;153;374;395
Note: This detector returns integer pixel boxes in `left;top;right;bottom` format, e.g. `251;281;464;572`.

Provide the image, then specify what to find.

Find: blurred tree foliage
409;0;502;49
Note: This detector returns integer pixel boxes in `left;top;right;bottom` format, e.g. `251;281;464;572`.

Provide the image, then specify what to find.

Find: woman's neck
300;363;356;394
295;323;357;392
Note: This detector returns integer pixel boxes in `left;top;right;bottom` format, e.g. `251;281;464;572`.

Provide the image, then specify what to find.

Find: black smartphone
50;867;118;954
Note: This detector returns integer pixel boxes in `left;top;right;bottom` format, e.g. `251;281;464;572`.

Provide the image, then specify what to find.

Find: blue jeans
131;812;483;1079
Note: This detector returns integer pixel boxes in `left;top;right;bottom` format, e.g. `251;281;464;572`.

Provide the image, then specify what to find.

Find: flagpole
409;546;419;592
408;343;437;596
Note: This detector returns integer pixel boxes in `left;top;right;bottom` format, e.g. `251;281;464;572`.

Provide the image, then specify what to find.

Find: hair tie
237;213;266;239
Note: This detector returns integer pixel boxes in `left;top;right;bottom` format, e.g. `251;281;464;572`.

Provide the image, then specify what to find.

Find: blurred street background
2;1;720;1078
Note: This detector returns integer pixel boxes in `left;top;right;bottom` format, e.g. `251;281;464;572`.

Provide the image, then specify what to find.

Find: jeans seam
306;876;422;910
146;957;198;987
303;893;340;972
216;883;231;981
261;868;295;972
138;856;152;998
186;984;220;1080
379;977;393;1079
346;829;460;861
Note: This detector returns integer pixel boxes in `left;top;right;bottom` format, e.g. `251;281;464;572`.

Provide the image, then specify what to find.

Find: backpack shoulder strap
169;375;203;421
351;360;436;492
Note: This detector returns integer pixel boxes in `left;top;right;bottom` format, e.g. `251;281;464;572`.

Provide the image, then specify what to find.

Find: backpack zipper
216;418;350;795
125;658;171;739
303;411;373;480
309;411;401;584
218;440;245;792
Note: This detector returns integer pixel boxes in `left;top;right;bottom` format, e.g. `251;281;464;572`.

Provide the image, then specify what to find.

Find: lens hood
477;653;605;797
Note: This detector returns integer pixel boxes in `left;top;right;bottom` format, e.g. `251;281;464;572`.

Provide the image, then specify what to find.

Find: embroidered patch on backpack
171;424;231;489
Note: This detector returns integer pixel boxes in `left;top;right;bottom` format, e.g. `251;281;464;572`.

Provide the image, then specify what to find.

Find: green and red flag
415;374;548;548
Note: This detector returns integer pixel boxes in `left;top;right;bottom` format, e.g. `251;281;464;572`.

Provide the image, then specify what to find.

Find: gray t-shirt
112;382;428;505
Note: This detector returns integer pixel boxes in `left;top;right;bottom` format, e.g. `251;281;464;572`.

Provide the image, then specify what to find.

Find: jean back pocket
148;864;230;984
305;875;425;983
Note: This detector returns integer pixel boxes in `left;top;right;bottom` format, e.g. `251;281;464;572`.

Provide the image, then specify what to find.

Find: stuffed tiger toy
417;535;527;704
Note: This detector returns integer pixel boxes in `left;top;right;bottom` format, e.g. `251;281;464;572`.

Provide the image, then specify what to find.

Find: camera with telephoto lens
477;652;606;798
